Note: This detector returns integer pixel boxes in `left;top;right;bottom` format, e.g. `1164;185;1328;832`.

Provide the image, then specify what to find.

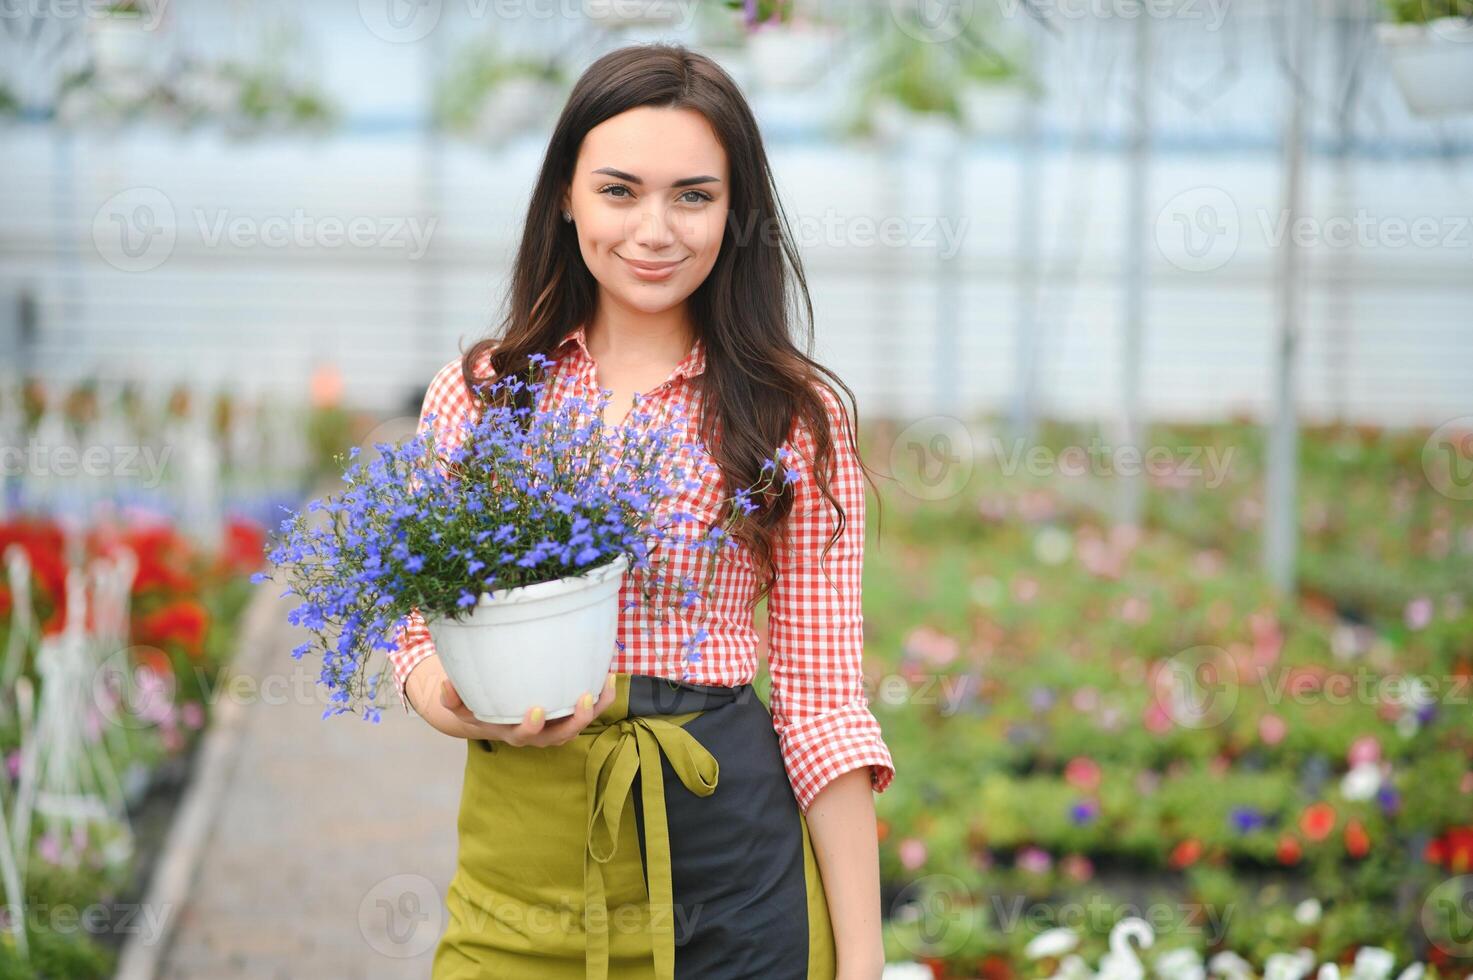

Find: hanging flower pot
1377;17;1473;117
747;22;842;91
425;553;629;723
88;3;161;75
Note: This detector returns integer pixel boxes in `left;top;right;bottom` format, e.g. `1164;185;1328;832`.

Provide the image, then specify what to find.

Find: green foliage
866;418;1473;973
1383;0;1473;24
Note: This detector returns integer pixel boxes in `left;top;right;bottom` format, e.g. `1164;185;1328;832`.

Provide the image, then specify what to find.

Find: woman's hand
439;670;618;746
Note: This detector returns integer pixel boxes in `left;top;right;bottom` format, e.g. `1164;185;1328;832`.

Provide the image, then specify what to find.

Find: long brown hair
461;42;878;609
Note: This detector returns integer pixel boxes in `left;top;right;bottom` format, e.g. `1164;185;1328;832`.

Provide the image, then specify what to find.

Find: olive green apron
431;672;836;979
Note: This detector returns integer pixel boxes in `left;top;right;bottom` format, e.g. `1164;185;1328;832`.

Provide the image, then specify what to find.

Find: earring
562;210;572;222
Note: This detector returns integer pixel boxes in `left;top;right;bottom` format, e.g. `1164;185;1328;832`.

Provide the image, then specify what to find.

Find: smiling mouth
619;255;685;271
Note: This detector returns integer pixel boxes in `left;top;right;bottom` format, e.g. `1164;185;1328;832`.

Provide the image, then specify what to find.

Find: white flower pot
1378;18;1473;118
426;553;628;724
748;25;841;91
960;81;1028;137
583;0;685;27
89;17;157;75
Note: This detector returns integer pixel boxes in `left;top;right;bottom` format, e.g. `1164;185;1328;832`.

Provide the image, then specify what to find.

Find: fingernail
579;693;594;711
530;707;544;723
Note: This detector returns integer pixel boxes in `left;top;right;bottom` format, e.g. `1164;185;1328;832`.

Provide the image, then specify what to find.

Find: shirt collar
556;323;707;384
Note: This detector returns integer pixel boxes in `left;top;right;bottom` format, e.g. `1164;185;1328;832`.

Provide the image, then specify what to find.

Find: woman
388;43;895;980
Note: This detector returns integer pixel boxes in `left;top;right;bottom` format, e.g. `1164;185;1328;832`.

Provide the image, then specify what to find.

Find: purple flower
1229;806;1266;834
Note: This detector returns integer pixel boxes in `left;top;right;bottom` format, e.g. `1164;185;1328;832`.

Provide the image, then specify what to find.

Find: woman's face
563;106;729;316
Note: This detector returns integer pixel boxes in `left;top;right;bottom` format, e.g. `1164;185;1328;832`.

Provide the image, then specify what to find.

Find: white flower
882;965;935;980
1340;762;1382;801
1209;952;1254;980
1155;947;1206;980
1294;898;1322;925
1027;927;1081;959
1350;947;1396;980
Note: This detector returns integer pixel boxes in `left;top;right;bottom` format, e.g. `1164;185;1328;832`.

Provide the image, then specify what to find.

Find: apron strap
583;714;719;980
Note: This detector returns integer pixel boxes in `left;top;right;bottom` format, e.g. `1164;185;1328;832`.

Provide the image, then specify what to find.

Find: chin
615;289;688;314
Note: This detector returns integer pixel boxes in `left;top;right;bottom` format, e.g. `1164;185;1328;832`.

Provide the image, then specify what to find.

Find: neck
585;301;695;367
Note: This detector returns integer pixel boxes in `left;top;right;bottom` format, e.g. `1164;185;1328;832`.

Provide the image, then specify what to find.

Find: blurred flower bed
0;517;261;977
0;375;307;976
838;420;1472;978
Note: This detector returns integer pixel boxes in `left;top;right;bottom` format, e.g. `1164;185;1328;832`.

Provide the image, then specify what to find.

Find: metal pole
1265;0;1315;592
1118;3;1152;528
1010;23;1042;444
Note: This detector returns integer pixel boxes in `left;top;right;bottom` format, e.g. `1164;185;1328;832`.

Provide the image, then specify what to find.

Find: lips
620;254;685;281
621;256;683;271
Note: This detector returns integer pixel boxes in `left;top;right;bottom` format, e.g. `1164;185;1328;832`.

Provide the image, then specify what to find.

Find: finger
519;705;548;739
596;673;617;710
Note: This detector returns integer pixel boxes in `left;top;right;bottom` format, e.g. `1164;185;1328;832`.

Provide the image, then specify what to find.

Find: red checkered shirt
387;323;895;813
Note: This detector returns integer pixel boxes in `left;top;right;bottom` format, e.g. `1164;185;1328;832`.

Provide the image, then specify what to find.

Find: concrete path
153;583;466;979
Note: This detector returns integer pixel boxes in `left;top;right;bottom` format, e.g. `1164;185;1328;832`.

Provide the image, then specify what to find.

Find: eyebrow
591;167;721;188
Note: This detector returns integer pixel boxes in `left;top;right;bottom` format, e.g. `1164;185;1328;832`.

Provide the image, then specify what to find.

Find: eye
597;183;633;199
679;190;714;205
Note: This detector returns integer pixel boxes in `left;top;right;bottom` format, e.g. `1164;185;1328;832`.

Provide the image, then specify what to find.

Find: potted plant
583;0;686;28
729;0;843;91
956;27;1034;139
431;39;566;146
1377;0;1473;117
88;1;161;75
844;19;966;144
259;356;798;724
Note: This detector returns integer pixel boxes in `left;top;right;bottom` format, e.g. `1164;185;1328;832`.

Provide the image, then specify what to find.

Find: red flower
1425;826;1473;872
215;518;266;577
0;519;69;628
1277;835;1303;865
1300;802;1337;842
1344;820;1370;859
1170;838;1203;869
135;600;209;658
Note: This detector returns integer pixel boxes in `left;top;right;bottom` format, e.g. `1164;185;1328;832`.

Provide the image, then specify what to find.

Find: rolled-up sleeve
386;357;481;713
765;383;895;814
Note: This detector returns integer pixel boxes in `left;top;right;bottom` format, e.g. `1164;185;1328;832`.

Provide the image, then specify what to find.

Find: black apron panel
625;676;814;980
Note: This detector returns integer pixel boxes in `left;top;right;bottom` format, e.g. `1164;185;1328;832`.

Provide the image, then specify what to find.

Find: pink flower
1119;596;1151;625
1064;757;1101;792
1405;597;1434;630
1143;701;1175;734
1060;853;1094;882
1348;735;1381;768
181;701;205;730
898;838;928;871
903;626;958;668
37;832;63;866
5;751;19;781
1017;847;1052;874
1259;714;1288;746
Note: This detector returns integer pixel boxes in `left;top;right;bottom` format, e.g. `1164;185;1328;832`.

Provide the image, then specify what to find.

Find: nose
629;203;678;252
